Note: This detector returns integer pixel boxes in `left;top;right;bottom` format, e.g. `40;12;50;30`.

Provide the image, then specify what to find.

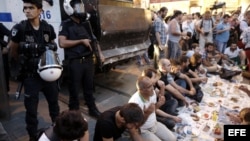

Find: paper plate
183;126;192;135
202;113;211;120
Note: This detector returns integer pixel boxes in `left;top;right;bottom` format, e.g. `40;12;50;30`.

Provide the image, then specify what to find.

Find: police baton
15;81;23;100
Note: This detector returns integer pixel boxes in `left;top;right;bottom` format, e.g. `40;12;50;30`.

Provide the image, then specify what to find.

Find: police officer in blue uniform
58;0;101;118
8;0;60;140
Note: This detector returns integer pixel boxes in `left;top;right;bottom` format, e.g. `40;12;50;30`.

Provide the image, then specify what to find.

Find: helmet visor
39;50;60;67
74;3;85;14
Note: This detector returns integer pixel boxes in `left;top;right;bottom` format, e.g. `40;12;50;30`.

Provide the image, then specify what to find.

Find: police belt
69;56;93;63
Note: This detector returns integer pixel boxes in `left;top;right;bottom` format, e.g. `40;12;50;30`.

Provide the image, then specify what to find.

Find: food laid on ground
203;124;210;132
190;113;200;121
233;106;240;109
193;105;200;112
213;82;223;86
203;113;210;120
215;138;224;141
210;88;224;97
213;123;222;135
218;99;222;103
212;110;219;115
230;97;239;103
177;74;249;140
190;101;199;106
208;102;215;107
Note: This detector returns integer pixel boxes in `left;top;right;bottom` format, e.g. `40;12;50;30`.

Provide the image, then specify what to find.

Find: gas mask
63;0;90;22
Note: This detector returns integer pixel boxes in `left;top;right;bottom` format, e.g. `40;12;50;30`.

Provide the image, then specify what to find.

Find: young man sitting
223;42;246;68
201;42;222;73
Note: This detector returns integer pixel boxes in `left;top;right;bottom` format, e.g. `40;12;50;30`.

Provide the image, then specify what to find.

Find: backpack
200;18;214;29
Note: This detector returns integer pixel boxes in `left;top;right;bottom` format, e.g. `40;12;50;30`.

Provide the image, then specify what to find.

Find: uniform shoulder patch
11;28;18;36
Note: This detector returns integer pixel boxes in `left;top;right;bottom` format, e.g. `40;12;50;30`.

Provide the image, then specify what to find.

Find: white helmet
37;49;63;82
63;0;75;16
63;0;90;20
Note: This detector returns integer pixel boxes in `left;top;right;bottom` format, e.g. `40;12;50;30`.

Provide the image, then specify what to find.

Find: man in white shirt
128;76;176;141
224;42;246;66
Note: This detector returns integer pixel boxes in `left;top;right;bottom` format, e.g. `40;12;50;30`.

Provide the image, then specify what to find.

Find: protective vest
18;20;55;75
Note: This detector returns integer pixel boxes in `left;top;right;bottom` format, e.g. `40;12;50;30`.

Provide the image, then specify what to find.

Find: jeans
167;40;181;60
160;93;178;116
157;116;176;130
153;44;166;69
216;40;227;53
175;79;187;90
136;52;151;65
175;79;187;107
141;122;176;141
199;34;213;50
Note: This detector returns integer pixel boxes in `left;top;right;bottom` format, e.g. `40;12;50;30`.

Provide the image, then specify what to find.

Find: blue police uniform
10;20;60;138
59;18;100;116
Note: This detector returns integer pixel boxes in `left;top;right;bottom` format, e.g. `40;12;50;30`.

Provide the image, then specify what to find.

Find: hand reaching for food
226;112;241;124
239;85;250;97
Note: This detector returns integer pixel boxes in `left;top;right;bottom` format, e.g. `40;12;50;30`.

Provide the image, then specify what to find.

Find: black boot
29;136;36;141
88;106;101;118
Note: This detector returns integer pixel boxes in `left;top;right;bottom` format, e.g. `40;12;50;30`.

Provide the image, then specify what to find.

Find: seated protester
158;58;190;107
142;68;182;130
201;42;222;73
186;43;200;58
38;110;89;141
226;107;250;125
128;76;176;141
223;42;246;67
169;59;196;96
189;53;206;76
179;36;190;56
94;103;144;141
179;56;208;84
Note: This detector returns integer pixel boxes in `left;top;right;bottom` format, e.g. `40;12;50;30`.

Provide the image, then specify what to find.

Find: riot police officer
58;0;102;118
7;0;60;140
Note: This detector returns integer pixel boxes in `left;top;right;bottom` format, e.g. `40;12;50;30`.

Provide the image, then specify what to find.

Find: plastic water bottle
212;111;218;121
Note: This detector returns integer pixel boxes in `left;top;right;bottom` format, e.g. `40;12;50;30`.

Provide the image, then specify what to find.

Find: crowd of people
1;0;250;141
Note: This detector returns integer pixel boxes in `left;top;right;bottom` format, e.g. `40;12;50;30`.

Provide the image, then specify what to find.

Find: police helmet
37;49;63;82
63;0;90;20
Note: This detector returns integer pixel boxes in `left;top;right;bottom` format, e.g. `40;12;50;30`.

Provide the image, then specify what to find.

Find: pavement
0;59;150;141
